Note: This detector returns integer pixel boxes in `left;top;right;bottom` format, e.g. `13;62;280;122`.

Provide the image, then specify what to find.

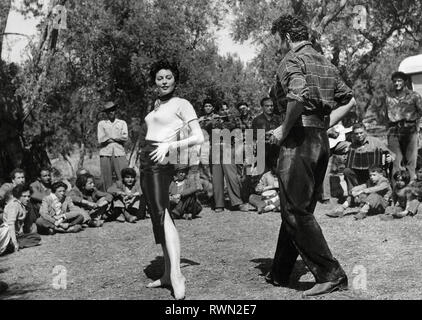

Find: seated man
0;168;26;212
28;167;52;232
36;181;84;234
169;165;202;220
0;184;41;256
337;165;392;220
330;123;394;217
248;164;280;214
107;167;146;223
68;173;113;227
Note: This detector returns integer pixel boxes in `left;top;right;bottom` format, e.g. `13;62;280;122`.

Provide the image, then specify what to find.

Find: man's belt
294;114;328;129
388;120;417;128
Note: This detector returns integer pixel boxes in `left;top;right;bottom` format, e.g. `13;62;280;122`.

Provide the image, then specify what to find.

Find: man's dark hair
352;123;366;131
203;98;214;107
51;181;68;193
271;14;309;42
368;165;383;174
260;97;273;107
236;102;249;110
76;173;95;191
12;183;31;199
393;170;411;185
391;71;408;82
149;59;180;85
121;167;137;179
10;168;25;181
39;166;51;176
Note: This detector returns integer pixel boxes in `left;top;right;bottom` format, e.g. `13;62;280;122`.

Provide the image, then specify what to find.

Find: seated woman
0;184;41;256
36;181;84;234
169;165;202;220
248;164;280;214
68;173;113;227
107;167;146;223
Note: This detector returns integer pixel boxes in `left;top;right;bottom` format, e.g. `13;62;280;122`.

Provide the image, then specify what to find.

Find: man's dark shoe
302;276;348;297
264;272;289;287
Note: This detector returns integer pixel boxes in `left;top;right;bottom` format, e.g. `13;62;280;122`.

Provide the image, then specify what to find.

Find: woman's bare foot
171;274;186;300
146;276;170;288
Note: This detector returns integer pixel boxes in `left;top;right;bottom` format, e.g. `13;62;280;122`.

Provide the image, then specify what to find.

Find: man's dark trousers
272;126;346;283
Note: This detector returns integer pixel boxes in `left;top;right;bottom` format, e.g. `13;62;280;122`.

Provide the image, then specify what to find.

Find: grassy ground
1;200;422;300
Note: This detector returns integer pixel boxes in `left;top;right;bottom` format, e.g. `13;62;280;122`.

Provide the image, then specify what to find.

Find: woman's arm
151;120;204;163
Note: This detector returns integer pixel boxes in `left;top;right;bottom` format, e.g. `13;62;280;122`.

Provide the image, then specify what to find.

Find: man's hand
269;126;283;145
327;128;340;139
385;154;393;163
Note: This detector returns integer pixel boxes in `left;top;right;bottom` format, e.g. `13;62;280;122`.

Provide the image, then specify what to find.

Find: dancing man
267;14;356;297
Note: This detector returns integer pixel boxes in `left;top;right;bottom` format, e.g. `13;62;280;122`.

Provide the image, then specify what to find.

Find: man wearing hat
97;101;129;190
386;71;422;179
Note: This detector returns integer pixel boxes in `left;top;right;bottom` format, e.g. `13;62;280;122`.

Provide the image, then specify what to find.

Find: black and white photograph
1;0;422;307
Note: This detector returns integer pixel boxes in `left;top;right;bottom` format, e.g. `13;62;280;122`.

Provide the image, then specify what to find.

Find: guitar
328;124;352;149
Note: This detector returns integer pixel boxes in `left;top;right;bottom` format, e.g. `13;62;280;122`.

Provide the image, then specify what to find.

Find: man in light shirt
97;101;129;190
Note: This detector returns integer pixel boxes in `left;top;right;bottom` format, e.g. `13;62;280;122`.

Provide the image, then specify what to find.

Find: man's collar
392;87;410;97
291;41;312;53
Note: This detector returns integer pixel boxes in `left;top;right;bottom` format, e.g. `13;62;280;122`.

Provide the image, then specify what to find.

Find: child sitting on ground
387;167;422;219
68;173;113;227
248;164;280;214
36;181;85;234
380;170;411;220
349;165;392;220
107;167;146;222
169;165;202;220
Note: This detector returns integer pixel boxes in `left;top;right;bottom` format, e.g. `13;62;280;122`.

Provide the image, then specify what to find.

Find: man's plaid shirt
276;41;353;115
235;115;254;130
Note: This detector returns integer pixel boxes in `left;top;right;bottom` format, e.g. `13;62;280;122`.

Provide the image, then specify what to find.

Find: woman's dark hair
121;167;137;179
51;181;68;193
10;168;25;181
76;173;95;191
393;170;411;185
271;14;309;42
12;184;31;199
149;59;180;85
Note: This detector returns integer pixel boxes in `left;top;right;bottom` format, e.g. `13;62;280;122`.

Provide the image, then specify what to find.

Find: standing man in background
267;14;356;297
386;71;422;180
97;101;129;190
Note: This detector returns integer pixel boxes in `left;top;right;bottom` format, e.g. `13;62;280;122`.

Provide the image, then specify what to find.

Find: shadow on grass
0;282;43;300
144;256;200;280
143;256;200;298
251;258;314;291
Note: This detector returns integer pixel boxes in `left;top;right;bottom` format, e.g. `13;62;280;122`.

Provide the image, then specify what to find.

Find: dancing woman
140;60;204;300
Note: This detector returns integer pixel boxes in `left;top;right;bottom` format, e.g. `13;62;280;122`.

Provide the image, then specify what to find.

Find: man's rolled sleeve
334;74;353;106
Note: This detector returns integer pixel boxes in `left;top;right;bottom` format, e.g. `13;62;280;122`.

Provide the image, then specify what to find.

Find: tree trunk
78;142;86;169
0;0;12;62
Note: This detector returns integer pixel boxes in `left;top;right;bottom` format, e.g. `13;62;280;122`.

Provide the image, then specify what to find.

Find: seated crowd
2;98;421;256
